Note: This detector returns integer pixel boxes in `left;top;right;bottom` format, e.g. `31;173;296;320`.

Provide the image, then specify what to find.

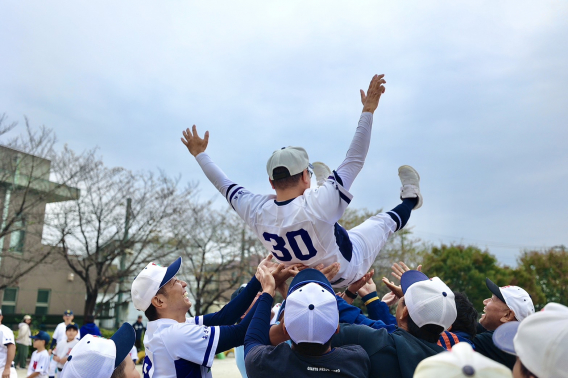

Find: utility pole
115;198;131;329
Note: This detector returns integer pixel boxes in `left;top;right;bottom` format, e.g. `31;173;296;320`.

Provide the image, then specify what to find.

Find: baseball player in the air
182;74;422;287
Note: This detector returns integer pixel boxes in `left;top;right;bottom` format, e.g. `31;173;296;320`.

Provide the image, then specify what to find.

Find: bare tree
44;146;194;316
0;115;86;290
175;201;263;317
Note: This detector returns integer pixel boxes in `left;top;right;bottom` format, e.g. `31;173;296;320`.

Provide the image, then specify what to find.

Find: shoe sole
398;165;420;183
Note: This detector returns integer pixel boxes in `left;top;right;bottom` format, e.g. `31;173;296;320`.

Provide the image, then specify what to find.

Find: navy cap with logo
66;323;79;331
31;331;51;343
63;309;74;316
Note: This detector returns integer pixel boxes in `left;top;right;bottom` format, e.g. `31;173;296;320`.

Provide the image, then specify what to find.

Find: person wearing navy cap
331;270;457;378
48;310;76;378
28;331;51;378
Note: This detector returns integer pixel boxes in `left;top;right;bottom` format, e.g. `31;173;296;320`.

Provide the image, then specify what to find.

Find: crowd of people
1;74;565;378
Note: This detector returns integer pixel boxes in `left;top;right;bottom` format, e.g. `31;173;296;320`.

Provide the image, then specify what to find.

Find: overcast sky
2;1;567;266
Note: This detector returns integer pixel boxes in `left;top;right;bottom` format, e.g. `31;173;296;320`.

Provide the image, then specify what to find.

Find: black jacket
473;330;516;370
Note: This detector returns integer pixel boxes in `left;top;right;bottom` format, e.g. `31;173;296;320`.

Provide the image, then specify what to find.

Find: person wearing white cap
414;342;512;378
59;323;138;378
244;268;370;378
332;270;457;378
132;255;291;378
182;74;424;289
473;278;535;370
493;302;568;378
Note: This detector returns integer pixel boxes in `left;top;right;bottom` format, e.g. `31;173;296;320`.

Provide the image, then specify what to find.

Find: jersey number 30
263;229;317;261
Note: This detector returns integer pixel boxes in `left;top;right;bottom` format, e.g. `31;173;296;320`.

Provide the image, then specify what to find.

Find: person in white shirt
49;310;77;378
182;74;423;288
28;331;51;378
52;324;79;372
0;309;17;378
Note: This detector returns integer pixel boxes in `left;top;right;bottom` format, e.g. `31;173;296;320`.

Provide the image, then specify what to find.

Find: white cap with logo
401;270;457;330
266;146;311;180
415;342;512;378
493;302;568;378
131;257;182;311
485;278;535;322
284;281;338;344
59;323;135;378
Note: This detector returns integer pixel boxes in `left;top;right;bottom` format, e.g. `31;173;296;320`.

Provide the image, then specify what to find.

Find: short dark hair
110;358;126;378
407;315;445;344
291;337;333;356
144;286;167;322
271;168;303;190
451;292;478;338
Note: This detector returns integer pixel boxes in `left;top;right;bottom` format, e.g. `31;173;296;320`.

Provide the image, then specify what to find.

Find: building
0;145;84;321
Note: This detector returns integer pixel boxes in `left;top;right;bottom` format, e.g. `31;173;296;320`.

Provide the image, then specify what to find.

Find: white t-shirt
52;322;67;346
196;112;374;287
0;325;15;369
142;317;220;378
54;337;79;369
27;350;49;378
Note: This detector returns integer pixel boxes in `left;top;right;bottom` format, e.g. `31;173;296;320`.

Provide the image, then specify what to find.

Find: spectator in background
438;292;478;350
493;302;568;378
331;270;456;378
245;268;371;378
131;316;146;350
473;279;534;370
414;342;512;378
80;315;101;339
16;315;32;369
0;309;17;378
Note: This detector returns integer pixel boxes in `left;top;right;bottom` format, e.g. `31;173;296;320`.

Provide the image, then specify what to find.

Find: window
35;289;50;315
2;287;18;314
9;220;26;253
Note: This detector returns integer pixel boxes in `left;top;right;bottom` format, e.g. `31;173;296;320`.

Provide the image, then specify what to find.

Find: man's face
161;276;191;313
137;317;142;323
32;339;44;349
66;328;78;341
479;295;511;331
121;357;141;378
64;314;74;323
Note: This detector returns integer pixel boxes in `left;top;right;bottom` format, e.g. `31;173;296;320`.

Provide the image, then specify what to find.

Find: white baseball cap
414;342;512;378
401;270;457;330
266;146;311;180
60;323;135;378
493;302;568;378
131;257;182;311
485;278;535;321
284;269;338;344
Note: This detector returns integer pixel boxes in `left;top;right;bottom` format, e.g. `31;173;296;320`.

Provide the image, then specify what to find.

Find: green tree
422;244;513;313
513;246;568;310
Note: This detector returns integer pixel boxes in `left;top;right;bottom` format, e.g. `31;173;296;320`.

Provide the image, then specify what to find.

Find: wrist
344;289;358;300
362;107;375;114
262;288;276;297
361;291;378;302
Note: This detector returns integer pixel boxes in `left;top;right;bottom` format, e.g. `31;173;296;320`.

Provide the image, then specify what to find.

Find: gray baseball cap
266;146;310;180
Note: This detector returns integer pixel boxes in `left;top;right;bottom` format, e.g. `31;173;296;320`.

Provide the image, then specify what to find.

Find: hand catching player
360;74;386;114
181;125;209;157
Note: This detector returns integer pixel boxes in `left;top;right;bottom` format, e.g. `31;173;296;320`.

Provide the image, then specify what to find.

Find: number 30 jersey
196;152;354;286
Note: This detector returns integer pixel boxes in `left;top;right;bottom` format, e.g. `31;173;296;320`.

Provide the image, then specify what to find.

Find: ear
282;320;289;337
151;294;166;310
501;309;516;323
302;170;311;185
400;305;409;321
447;325;452;332
269;178;275;189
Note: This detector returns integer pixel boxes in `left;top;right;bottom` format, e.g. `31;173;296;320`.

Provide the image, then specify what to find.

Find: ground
15;355;242;377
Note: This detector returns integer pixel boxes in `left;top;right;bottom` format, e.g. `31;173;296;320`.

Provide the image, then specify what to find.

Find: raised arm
335;74;386;190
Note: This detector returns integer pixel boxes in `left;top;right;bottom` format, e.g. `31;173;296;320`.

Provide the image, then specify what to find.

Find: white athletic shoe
312;162;332;186
398;165;423;210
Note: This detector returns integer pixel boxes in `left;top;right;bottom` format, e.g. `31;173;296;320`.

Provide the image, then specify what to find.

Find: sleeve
303;173;354;224
335;112;374;191
362;292;397;325
199;275;262;326
195;152;273;227
215;295;263;354
2;328;14;345
244;293;273;357
164;323;221;369
336;296;396;332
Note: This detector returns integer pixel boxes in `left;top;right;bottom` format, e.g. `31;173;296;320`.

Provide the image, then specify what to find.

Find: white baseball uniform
48;322;68;376
142;317;219;378
196;112;397;287
54;337;79;370
0;326;17;378
28;350;49;378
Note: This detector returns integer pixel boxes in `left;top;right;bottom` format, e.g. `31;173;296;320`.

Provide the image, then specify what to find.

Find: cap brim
485;278;507;304
159;257;182;288
288;269;334;296
492;321;520;355
401;270;429;294
111;323;136;369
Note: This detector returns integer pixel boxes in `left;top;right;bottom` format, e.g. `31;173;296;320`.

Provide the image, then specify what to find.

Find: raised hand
256;265;276;297
391;261;423;281
314;262;341;282
360;74;386;114
181;125;209;157
347;269;374;295
382;277;403;299
358;277;378;297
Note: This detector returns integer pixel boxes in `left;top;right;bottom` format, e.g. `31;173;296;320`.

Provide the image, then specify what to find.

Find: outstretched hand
181;125;209;157
256;265;276;296
358;277;378;297
391;261;423;281
382;277;403;299
347;269;374;295
360;74;386;114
